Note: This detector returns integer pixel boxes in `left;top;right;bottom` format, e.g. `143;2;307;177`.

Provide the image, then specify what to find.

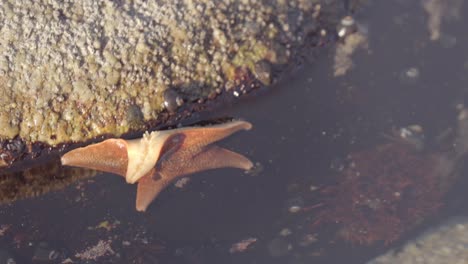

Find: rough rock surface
0;0;339;168
368;217;468;264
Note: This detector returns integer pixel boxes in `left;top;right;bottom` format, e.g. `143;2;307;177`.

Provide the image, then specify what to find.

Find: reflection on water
2;1;468;263
0;159;96;205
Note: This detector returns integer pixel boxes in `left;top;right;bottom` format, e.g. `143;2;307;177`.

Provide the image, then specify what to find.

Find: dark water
2;1;468;263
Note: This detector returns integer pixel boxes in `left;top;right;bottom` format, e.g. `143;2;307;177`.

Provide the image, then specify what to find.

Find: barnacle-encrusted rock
0;0;340;168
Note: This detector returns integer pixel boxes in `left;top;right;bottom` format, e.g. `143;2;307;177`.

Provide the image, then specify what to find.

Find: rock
368;217;468;264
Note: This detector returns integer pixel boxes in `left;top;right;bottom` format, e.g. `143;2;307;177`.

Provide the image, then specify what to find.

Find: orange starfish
61;120;253;211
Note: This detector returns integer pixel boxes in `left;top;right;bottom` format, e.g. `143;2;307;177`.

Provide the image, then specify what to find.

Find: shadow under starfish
61;120;253;212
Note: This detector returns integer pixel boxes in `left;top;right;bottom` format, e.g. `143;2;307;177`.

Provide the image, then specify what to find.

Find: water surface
2;1;468;263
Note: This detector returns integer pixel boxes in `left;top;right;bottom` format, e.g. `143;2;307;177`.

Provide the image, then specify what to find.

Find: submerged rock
368;217;468;264
311;142;449;245
307;108;468;246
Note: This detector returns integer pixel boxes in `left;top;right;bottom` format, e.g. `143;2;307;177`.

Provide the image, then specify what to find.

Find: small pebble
253;60;272;85
309;185;319;192
285;197;304;213
399;67;420;85
289;206;302;213
405;68;420;79
163;89;184;112
337;16;356;38
280;228;292;237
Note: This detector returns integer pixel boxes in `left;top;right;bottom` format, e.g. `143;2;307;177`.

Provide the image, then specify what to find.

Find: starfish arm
159;145;253;181
175;120;252;153
136;146;252;211
61;139;128;177
135;169;168;212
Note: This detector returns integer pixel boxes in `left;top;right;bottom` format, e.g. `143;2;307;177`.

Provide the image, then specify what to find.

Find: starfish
61;120;253;212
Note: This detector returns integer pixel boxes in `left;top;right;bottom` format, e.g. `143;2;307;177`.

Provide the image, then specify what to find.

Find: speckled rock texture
369;218;468;264
0;0;340;168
